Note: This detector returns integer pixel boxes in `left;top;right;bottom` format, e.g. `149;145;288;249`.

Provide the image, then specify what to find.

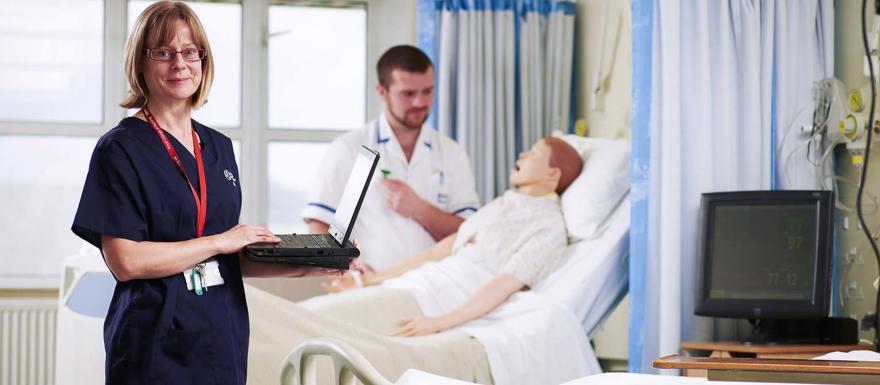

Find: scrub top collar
374;112;434;169
128;116;213;161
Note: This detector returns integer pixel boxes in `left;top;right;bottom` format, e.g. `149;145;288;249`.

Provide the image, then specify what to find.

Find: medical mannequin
325;136;584;335
246;137;583;383
302;46;480;273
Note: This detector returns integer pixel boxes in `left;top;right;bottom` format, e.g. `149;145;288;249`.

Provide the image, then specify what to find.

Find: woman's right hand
212;224;280;254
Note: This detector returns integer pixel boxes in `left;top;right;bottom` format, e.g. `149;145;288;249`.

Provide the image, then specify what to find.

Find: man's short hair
376;45;433;89
544;137;584;195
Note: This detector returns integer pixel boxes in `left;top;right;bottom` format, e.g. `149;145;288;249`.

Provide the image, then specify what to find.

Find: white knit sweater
451;190;567;287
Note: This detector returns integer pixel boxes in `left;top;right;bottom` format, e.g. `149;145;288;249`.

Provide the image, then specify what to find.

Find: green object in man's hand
380;169;391;179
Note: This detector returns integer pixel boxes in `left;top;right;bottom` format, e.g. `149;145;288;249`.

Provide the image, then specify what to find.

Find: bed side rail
280;337;394;385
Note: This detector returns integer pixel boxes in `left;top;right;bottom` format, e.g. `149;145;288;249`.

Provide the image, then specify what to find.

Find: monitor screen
708;204;817;301
695;190;834;319
330;146;378;245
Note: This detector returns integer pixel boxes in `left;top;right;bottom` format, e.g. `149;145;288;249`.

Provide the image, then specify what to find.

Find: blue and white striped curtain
420;0;576;203
630;0;834;374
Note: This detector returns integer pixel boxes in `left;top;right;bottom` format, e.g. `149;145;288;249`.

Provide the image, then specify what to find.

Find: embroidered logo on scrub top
224;169;237;187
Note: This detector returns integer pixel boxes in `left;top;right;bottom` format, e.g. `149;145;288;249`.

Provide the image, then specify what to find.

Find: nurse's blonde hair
120;1;214;109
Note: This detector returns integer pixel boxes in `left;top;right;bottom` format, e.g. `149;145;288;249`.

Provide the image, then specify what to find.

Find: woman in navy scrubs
72;2;340;384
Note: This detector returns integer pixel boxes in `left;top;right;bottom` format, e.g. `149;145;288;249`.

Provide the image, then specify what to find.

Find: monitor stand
744;318;858;345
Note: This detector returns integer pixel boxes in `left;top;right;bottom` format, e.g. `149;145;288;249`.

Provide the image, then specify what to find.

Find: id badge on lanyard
144;106;221;296
430;168;448;205
428;141;449;206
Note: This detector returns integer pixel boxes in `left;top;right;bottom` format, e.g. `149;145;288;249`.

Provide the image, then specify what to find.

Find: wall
833;0;880;342
573;0;632;367
365;0;418;119
574;0;632;139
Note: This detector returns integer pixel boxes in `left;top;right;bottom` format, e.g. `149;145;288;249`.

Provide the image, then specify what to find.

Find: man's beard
389;107;428;130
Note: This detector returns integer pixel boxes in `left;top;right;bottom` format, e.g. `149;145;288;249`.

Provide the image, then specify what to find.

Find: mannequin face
509;139;560;188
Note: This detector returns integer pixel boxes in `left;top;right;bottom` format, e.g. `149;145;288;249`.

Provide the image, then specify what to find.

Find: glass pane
0;136;97;282
128;0;241;128
267;142;329;234
0;1;103;123
268;5;366;130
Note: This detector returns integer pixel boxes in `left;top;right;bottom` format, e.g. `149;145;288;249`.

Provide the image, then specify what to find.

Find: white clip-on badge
184;259;224;295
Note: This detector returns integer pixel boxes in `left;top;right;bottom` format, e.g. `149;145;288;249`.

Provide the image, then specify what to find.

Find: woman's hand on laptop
212;224;280;254
349;255;373;274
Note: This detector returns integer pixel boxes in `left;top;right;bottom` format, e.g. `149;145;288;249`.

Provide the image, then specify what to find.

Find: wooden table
681;341;875;359
654;354;880;384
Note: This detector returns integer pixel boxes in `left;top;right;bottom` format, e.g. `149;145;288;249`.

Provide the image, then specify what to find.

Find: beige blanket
245;285;493;385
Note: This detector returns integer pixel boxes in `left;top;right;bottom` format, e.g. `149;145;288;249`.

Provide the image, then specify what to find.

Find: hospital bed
280;339;859;385
244;135;631;385
269;193;631;385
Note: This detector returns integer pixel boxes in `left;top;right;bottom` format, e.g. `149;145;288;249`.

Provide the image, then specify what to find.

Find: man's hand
391;315;449;337
383;179;427;218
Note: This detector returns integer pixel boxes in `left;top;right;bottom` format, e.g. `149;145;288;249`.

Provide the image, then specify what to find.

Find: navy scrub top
72;117;248;385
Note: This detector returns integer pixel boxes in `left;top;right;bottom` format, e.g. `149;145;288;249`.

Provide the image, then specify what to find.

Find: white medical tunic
301;113;480;271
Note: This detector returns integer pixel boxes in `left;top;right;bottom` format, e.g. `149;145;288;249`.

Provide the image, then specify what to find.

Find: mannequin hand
213;224;279;254
284;265;345;278
391;315;448;337
322;273;360;293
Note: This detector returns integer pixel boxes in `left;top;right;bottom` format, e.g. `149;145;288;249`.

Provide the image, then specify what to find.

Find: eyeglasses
145;48;207;62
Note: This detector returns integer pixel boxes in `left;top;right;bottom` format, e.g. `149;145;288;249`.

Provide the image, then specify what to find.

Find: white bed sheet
535;194;630;337
382;195;631;385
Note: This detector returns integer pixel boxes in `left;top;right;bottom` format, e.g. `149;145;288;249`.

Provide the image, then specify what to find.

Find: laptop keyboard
310;234;333;248
278;234;336;248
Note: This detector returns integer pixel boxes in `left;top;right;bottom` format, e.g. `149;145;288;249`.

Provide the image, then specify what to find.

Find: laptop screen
329;146;378;245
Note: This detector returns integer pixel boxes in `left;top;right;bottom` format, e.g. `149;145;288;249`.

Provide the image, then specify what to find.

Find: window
266;142;330;233
0;1;103;123
265;1;367;234
268;3;366;130
0;136;97;287
128;0;242;128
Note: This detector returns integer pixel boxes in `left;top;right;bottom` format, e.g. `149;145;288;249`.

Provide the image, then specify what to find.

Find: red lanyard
143;106;207;237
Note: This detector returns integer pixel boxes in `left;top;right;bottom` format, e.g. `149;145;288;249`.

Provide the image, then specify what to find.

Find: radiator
0;298;56;385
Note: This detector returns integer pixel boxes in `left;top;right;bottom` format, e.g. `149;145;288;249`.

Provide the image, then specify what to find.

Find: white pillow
556;134;630;240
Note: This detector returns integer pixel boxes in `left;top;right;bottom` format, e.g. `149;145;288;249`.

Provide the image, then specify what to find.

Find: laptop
245;145;379;269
